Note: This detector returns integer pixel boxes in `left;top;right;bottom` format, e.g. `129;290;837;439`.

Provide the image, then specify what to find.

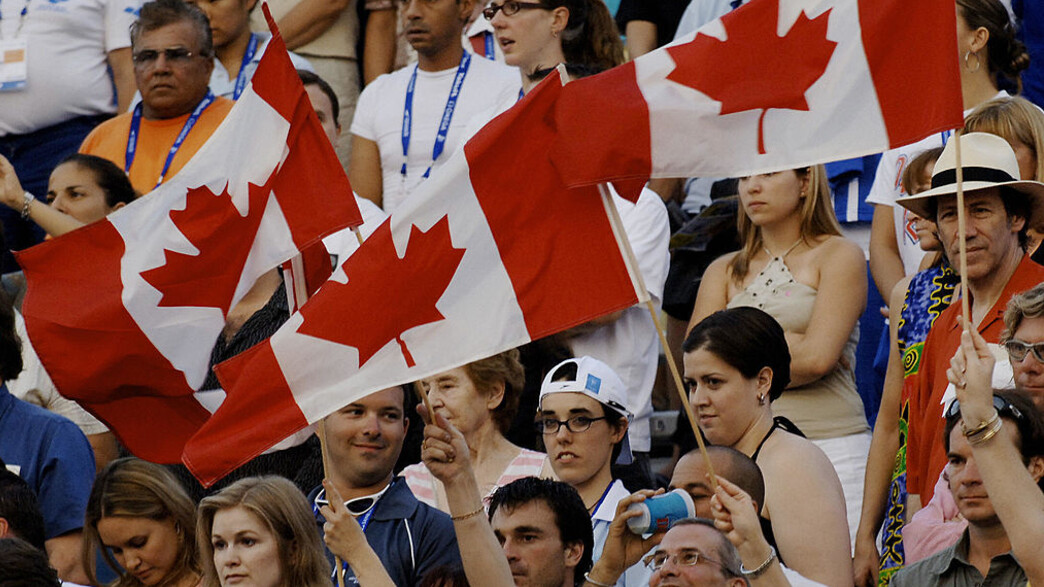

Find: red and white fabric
549;0;963;184
183;71;645;486
16;15;361;463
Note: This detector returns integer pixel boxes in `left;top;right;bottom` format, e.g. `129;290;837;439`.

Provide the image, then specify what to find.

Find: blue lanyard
589;482;614;520
941;130;953;146
484;32;495;60
400;52;471;181
0;0;30;39
232;33;259;100
126;90;215;189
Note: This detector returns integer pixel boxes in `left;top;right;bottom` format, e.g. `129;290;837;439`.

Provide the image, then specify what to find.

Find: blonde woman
689;165;869;546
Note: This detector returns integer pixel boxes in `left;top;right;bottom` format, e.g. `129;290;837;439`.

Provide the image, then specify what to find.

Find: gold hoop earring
964;50;982;74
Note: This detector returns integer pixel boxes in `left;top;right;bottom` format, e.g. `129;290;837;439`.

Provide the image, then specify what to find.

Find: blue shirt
310;477;461;586
0;384;94;539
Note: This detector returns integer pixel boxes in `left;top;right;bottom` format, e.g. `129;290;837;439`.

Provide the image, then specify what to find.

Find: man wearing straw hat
896;132;1044;517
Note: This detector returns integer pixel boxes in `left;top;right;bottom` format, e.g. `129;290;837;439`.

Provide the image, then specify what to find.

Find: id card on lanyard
400;52;471;189
125;91;216;190
0;0;29;92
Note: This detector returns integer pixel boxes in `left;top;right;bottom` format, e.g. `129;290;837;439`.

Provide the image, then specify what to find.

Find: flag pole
595;182;719;493
289;258;346;587
954;131;971;329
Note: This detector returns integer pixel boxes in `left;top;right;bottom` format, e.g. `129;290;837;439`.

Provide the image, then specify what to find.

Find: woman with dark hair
197;476;337;587
404;349;552;513
484;0;624;92
684;307;852;586
0;153;135;238
82;458;201;587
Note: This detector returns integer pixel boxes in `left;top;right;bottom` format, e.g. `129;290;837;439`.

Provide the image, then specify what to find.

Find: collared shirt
908;254;1044;501
891;529;1027;587
591;479;654;587
309;477;460;586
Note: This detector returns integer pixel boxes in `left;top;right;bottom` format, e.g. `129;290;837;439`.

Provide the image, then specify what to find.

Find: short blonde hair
964;96;1044;181
197;476;330;587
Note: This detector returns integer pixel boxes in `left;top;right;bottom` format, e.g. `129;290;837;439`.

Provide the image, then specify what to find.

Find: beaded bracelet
20;192;33;220
740;545;777;578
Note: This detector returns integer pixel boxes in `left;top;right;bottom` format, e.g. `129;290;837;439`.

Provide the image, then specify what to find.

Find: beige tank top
727;252;868;439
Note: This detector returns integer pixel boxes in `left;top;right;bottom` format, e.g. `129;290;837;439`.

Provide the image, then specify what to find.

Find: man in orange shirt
80;0;233;194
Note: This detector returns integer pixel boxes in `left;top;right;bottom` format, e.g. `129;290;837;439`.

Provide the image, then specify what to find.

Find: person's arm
363;7;398;84
711;476;791;587
419;407;515;587
348;135;384;209
321;480;396;586
686;254;733;333
46;532;87;584
275;0;352;50
582;490;665;586
107;47;136;114
762;444;853;587
869;204;906;301
0;155;88;237
949;328;1044;583
853;276;910;587
624;21;657;59
782;238;866;386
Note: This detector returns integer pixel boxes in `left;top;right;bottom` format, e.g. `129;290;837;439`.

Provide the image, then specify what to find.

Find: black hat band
931;166;1017;190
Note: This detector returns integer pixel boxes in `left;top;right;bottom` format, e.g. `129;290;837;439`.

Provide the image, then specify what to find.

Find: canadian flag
15;14;362;463
549;0;963;184
183;71;644;486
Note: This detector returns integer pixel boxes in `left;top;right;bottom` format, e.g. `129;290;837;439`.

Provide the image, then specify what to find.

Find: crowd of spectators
2;0;1044;586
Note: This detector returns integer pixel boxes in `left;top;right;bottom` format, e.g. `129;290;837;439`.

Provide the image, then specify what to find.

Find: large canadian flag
550;0;963;184
15;16;362;464
183;71;644;486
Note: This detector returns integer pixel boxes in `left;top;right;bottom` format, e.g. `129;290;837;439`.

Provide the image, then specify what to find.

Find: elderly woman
404;349;552;511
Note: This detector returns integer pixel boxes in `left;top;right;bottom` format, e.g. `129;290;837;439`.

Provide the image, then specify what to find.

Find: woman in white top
403;349;552;511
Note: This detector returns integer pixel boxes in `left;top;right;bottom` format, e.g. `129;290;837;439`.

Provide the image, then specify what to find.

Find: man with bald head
670;447;765;519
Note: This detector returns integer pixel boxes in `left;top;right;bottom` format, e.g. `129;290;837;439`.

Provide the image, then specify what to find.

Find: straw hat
895;132;1044;228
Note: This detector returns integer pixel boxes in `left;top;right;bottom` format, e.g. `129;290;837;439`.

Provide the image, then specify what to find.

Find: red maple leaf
141;178;272;315
666;0;836;154
297;216;465;368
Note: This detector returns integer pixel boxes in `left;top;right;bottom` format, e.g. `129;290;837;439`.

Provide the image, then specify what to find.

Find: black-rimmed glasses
535;415;608;434
482;0;546;20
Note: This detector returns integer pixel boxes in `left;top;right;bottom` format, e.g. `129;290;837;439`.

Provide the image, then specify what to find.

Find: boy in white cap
538;356;652;587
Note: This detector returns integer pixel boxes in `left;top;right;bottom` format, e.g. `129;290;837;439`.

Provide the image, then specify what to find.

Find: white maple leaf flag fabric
183;71;646;486
16;12;362;464
549;0;964;184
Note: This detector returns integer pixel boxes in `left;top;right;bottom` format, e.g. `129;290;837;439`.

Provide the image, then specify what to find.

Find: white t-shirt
570;187;670;453
0;0;140;135
866;91;1007;275
209;33;314;100
350;55;520;214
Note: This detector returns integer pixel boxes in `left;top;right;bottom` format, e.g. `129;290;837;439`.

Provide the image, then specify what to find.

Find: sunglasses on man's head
945;394;1023;423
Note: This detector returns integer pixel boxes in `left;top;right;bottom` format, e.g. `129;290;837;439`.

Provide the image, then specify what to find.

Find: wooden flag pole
596;183;719;492
954;132;971;328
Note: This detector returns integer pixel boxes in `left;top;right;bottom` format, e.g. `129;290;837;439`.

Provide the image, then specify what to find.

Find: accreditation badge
0;37;27;91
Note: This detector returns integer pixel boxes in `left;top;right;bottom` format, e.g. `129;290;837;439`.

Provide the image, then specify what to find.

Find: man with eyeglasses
80;0;234;194
309;386;460;586
347;0;519;214
891;391;1044;587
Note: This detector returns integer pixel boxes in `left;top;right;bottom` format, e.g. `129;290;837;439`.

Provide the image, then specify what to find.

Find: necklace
762;239;802;260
